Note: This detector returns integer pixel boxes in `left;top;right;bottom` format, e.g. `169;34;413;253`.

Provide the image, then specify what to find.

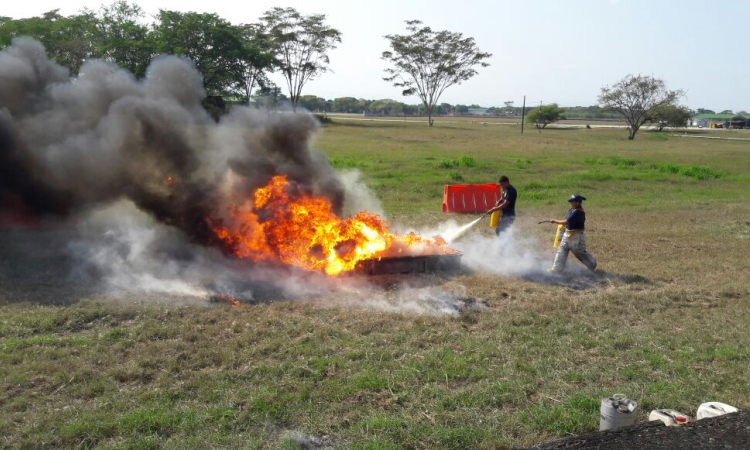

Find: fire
211;175;454;275
208;294;241;307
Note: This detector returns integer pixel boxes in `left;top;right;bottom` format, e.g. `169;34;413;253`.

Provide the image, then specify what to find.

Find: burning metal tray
356;252;462;275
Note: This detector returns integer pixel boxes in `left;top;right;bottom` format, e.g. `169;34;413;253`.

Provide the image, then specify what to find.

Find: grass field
2;120;750;449
325;113;631;126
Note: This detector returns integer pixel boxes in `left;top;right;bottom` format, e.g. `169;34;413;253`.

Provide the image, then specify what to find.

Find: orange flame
211;175;454;275
208;294;241;307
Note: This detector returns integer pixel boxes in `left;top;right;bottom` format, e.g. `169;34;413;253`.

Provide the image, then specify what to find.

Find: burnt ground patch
535;409;750;449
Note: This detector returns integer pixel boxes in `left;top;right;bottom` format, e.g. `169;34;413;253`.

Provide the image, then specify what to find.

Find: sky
6;0;750;110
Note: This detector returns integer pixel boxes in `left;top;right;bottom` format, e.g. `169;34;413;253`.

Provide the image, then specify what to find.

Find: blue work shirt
566;208;585;230
500;186;517;217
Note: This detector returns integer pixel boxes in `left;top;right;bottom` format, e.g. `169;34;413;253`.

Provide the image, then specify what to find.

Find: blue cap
568;193;586;202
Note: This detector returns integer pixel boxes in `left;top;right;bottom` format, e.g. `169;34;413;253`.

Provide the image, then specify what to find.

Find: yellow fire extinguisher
553;224;565;248
489;186;503;228
489;210;500;228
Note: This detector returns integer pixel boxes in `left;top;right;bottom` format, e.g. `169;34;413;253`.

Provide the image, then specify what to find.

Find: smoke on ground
416;219;594;281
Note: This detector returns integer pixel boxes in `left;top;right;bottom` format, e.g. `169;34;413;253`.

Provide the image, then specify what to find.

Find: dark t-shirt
566;208;585;230
501;186;517;217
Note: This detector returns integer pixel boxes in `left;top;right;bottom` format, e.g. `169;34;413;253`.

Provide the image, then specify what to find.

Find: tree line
0;2;340;109
0;4;736;139
302;95;695;126
0;3;492;121
299;96;510;116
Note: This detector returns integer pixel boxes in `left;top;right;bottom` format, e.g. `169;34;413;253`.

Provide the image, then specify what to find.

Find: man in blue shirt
547;193;597;273
486;176;517;237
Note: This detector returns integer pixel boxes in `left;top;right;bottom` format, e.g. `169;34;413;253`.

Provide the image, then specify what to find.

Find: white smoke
309;280;486;316
65;203;599;313
69;202;212;299
412;218;593;280
337;170;384;217
412;218;549;275
66;201;491;315
455;227;549;276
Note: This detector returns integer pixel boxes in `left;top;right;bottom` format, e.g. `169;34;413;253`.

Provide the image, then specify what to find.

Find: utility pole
520;95;526;134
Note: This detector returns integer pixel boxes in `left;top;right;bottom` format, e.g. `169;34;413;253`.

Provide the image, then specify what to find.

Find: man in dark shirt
548;193;597;273
486;175;517;237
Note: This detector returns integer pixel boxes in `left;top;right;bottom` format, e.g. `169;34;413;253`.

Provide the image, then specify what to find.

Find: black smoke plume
0;37;343;245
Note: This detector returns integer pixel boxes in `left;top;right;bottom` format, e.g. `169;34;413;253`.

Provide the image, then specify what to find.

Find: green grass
318;121;746;217
460;156;477;167
437;156;477;169
3;121;750;448
583;156;726;180
437;158;460;168
329;156;368;169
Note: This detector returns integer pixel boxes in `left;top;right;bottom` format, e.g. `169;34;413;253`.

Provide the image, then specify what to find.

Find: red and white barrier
441;183;501;213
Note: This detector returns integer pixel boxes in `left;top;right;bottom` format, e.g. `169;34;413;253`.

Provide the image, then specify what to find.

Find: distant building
466;107;488;116
692;113;750;129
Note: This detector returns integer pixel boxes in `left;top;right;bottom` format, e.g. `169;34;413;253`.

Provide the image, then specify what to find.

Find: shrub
648;163;725;180
583;157;606;165
438;159;460;169
584;156;725;180
516;158;533;166
680;165;723;180
460;156;476;167
329;157;362;168
313;114;333;124
649;163;681;174
609;156;639;168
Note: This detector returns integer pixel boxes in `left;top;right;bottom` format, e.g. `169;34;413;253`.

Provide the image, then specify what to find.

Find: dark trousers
495;215;515;236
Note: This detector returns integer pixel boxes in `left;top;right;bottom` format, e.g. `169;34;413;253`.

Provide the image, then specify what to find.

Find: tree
454;104;469;114
382;20;491;126
438;102;453;114
93;1;154;78
525;104;565;129
332;97;358;113
649;104;692;131
252;85;288;108
355;99;371;113
0;10;98;74
260;7;341;110
298;95;327;112
720;109;733;114
696;108;715;115
368;99;404;115
153;10;246;95
233;23;275;103
598;74;683;140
